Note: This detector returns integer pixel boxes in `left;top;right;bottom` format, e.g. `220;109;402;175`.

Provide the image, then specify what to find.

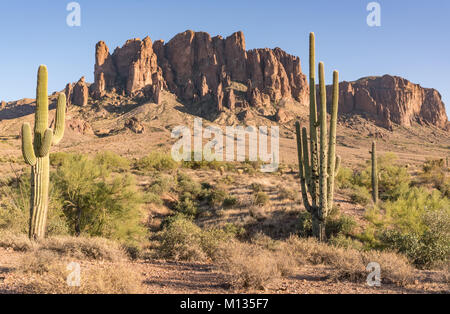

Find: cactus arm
335;155;341;175
52;93;66;145
295;122;312;212
327;70;339;211
301;127;311;187
318;62;328;218
37;128;53;157
34;65;49;135
21;123;36;166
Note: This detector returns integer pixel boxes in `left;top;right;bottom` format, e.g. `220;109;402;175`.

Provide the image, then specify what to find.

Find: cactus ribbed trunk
295;33;340;241
29;156;50;239
21;65;66;240
371;141;378;204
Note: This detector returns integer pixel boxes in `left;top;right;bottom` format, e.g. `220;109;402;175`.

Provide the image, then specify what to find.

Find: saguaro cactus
21;65;66;240
371;141;378;204
295;33;340;241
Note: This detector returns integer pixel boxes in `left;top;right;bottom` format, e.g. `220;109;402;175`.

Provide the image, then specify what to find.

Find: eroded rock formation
326;75;448;129
65;77;89;107
88;31;448;130
91;30;309;112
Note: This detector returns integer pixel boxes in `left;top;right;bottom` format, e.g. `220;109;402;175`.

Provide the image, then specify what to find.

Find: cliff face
90;31;448;130
91;30;309;111
326;75;448;130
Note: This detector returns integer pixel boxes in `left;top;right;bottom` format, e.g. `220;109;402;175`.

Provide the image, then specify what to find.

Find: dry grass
283;236;414;286
16;250;144;294
0;232;126;262
215;240;296;290
41;236;127;262
0;231;34;251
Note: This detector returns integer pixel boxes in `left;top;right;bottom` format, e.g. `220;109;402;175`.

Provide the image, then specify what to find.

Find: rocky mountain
87;30;448;130
2;30;446;132
326;75;448;130
90;30;309;113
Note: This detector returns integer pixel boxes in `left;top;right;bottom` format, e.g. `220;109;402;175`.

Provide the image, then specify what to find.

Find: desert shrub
174;195;198;216
147;174;175;194
157;215;205;261
0;172;68;235
325;214;356;239
380;208;450;268
223;196;238;208
50;152;71;167
353;153;411;201
278;185;298;201
254;191;269;206
182;153;235;171
16;251;143;294
249;182;263;193
298;211;313;237
52;153;146;244
157;214;236;261
135;152;178;172
349;185;372;206
41;236;127;262
365;187;450;268
335;167;353;189
419;159;449;197
216;240;295;289
173;174;232;215
0;231;34;251
94;151;131;172
328;234;364;250
284;236;414;286
297;211;355;239
206;187;228;207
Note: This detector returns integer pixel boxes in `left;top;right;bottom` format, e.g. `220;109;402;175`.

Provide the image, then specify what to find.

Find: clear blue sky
0;0;449;115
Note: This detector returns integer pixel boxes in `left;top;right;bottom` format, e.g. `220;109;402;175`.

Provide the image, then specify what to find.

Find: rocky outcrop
92;37;163;100
65;77;89;107
89;31;448;130
125;117;144;133
66;118;94;135
92;30;309;112
326;75;448;129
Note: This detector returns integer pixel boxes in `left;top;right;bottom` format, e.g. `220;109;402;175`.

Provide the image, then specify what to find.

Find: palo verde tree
295;33;340;241
21;65;66;240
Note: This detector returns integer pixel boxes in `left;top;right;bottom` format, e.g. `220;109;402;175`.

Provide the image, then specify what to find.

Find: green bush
419;159;449;197
335;167;353;189
353;153;410;201
0;173;68;235
157;214;235;261
94;151;131;172
326;214;357;239
135;152;178;172
254;191;269;206
223;196;238;208
350;186;372;206
366;187;450;268
52;153;146;244
297;210;356;240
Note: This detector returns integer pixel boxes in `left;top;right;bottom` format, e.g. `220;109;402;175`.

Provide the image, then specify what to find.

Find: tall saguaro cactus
371;141;378;204
21;65;66;240
295;33;340;241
